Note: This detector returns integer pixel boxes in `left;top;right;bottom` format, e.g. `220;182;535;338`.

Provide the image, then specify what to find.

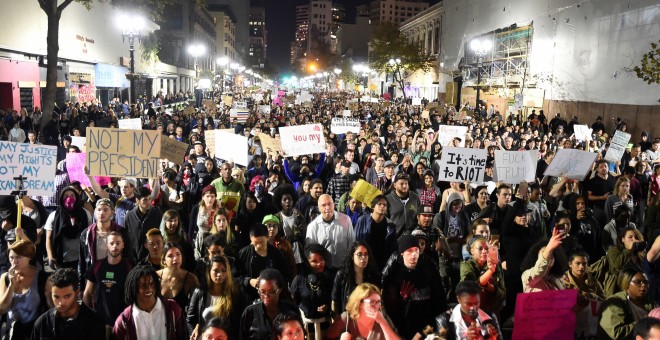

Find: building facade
249;7;267;68
370;0;429;25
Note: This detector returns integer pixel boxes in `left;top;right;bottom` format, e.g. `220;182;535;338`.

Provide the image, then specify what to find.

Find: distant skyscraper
369;0;429;25
290;0;345;70
249;7;267;68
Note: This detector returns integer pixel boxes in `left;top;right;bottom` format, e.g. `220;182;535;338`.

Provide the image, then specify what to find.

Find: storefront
0;59;40;112
68;63;96;104
95;63;129;105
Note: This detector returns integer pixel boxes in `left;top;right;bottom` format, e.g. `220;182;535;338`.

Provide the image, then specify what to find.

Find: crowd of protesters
0;88;659;340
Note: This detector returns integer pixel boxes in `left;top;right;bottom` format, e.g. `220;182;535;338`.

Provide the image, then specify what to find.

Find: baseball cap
418;205;434;216
394;173;409;182
262;214;280;225
96;198;115;211
384;160;395;168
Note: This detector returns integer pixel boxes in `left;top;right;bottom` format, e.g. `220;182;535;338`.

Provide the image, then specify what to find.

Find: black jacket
185;281;248;335
31;303;106;340
123;206;163;262
236;244;291;301
239;300;300;340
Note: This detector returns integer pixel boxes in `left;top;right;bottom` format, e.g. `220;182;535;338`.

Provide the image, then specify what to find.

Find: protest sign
421;110;430;120
342;110;352;117
437;125;468;147
205;131;217;158
411;97;422;106
350;180;382;205
512;290;577;340
214;131;248;166
221;95;233;106
257;133;284;158
160;137;188;165
71;136;86;151
573;125;593;141
86;127;161;178
66;153;92;187
604;130;631;162
258;105;271;114
370;97;379;103
494;150;539;184
543;148;598;180
437;147;488;184
117;118;142;130
279;124;326;157
230;108;249;123
234;101;247;110
0;141;57;196
331;117;361;134
183;106;195;116
253;93;263;102
202;99;215;111
426;102;439;110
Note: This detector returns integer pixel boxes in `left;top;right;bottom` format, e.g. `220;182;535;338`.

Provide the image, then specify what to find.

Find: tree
634;39;660;85
368;23;435;100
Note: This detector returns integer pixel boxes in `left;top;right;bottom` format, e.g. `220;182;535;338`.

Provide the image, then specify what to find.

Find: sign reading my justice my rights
86;128;161;178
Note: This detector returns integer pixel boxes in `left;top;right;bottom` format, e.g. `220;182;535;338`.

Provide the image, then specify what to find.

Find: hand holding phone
488;245;499;264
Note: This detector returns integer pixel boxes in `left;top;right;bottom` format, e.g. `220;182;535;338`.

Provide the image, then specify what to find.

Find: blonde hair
208;256;236;318
614;176;631;195
345;283;381;320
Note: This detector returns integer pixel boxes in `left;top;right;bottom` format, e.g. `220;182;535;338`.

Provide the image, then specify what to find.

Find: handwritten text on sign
0;142;57;195
437;125;468;147
279;124;326;157
437;147;488;184
543;149;597;180
604;130;631;162
512;290;577;340
331;117;361;134
86;127;161;178
494;150;539;184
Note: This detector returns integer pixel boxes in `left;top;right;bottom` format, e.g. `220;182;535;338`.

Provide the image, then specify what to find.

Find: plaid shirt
418;187;437;208
327;174;352;205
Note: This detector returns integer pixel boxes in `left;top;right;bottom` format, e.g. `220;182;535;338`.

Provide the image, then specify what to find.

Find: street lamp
117;14;144;104
188;44;206;80
470;38;492;109
216;57;229;95
388;58;402;97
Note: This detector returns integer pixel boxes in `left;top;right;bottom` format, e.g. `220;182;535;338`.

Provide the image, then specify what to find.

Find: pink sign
512;289;577;340
66;153;92;187
95;176;112;186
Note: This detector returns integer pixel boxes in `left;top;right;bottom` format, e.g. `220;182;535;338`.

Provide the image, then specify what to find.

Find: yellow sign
349;180;382;206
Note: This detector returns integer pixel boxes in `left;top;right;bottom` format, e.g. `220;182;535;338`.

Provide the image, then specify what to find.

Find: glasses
258;288;280;297
362;298;382;307
354;252;369;258
631;280;649;287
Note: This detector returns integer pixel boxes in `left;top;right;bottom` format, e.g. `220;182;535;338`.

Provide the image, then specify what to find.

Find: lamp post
216;57;229;96
388;58;402;98
470;38;492;109
352;63;370;95
118;14;144;104
188;44;206;82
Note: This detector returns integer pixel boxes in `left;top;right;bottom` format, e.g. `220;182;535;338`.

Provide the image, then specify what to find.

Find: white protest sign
234;101;247;110
0;142;57;196
253;93;264;102
214;130;248;166
258;105;271;114
331;117;361;134
605;130;632;162
71;136;86;150
412;97;422;106
573;125;593;141
544;149;598;180
437;147;488;184
494;150;539;184
437;125;468;147
279;124;326;157
370;97;379;103
117;118;142;130
342;110;352;117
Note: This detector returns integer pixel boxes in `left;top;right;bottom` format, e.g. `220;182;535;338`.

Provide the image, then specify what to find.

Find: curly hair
338;241;381;287
272;184;299;211
124;265;162;305
519;238;568;278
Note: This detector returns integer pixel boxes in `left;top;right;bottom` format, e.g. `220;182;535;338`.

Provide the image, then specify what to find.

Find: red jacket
112;297;188;340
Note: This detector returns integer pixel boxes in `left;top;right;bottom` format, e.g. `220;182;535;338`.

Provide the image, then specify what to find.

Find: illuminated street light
188;44;206;80
470;38;492;108
117;14;145;103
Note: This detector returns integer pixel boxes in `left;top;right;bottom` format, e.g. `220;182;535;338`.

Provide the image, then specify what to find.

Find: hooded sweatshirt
433;192;470;259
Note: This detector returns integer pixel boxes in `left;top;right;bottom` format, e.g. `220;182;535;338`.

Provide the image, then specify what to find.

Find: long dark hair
338;241;381;285
519;239;568;278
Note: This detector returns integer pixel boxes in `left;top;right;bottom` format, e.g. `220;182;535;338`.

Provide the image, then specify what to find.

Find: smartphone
554;223;568;237
488;245;499;263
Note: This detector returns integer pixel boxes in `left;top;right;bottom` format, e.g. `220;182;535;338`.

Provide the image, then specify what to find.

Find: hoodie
433;192;470;259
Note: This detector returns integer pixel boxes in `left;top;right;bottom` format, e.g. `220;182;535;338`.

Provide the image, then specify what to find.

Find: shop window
19;88;33;113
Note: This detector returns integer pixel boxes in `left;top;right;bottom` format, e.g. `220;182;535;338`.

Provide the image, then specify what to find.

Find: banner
342;110;352;117
573;124;593;141
494;150;539;184
331;117;361;134
543;149;598;180
411;97;422;106
86;127;161;178
437;125;468;147
66;153;92;187
257;133;284;158
0;141;57;196
279;124;326;157
350;180;382;205
604;130;631;162
214;131;248;166
230;108;249;123
71;136;86;151
234;101;247;110
512;290;577;340
117;118;142;130
437;147;488;184
160;137;188;165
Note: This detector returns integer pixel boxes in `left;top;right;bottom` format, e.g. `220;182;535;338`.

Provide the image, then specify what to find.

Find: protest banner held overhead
543;148;598;180
65;153;92;187
117;118;142;130
494;150;539;184
257;133;284;158
0;141;58;196
214;130;248;166
86;127;161;178
279;124;326;157
331;117;361;134
437;125;468;147
604;130;631;162
437;147;488;184
350;180;382;206
160;137;189;165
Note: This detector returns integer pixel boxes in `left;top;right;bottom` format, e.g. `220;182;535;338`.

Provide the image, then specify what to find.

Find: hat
642;131;649;137
394;173;409;182
341;160;352;168
515;207;533;216
398;234;420;253
193;141;203;146
202;185;216;196
96;198;115;211
262;214;280;225
418;204;434;216
123;178;137;188
249;224;269;237
384;160;395;168
411;228;429;241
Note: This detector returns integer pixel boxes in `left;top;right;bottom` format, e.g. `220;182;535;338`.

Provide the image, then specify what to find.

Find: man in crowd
306;194;355;269
124;187;163;262
387;173;421;237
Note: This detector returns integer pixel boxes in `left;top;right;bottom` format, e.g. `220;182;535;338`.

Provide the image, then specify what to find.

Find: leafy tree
368;23;435;100
634;40;660;85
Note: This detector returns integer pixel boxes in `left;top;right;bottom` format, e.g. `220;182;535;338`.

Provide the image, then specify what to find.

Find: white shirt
306;211;355;266
132;299;166;340
448;304;492;340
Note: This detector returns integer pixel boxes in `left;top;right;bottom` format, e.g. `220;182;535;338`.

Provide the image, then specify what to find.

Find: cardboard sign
437;125;468;147
258;105;271;114
512;290;577;340
331;117;361;134
437;147;488;184
543;149;598;180
257;133;284;158
494;150;539;184
183;106;195;116
426;102;439;110
202;99;215;111
279;124;326;157
160;137;188;165
350;180;382;205
412;97;422;106
605;130;631;162
117;118;142;130
86;127;161;178
0;142;57;196
221;95;233;106
214;130;248;166
573;125;593;141
234;101;247;110
71;136;86;151
66;153;92;187
205;131;217;158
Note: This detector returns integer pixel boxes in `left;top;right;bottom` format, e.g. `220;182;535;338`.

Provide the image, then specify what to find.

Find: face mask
63;196;76;211
184;169;192;176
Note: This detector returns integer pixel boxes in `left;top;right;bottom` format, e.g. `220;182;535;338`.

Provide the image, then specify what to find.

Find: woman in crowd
562;250;606;339
592;226;646;296
274;185;307;273
326;283;400;340
416;170;441;212
187;256;247;339
239;269;301;339
213;211;239;258
157;242;200;313
461;219;496;260
603;205;638;251
189;185;220;259
271;312;307;340
332;241;382;314
161;170;185;212
598;267;656;339
290;244;333;334
463;186;490;222
264;214;298;278
0;240;51;339
604;176;635;223
645;188;660;242
159;209;195;271
520;230;568;292
233;192;269;249
460;236;506;317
